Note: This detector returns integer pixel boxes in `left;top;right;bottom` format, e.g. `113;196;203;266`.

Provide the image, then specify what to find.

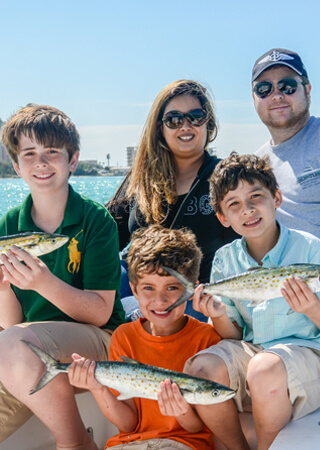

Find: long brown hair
109;80;218;223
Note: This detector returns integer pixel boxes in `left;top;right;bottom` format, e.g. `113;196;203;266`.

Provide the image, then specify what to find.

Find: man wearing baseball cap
253;48;320;238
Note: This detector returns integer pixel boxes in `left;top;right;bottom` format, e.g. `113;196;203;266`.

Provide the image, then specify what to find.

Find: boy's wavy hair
1;104;80;164
127;224;202;286
210;152;279;214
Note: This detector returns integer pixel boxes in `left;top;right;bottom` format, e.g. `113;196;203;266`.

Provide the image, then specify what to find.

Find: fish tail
21;340;66;394
162;266;195;291
162;266;196;312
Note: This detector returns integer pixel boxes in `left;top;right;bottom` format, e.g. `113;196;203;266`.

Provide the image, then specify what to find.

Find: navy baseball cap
252;48;309;82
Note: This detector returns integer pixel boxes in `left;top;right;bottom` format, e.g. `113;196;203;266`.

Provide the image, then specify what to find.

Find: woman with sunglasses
107;79;237;320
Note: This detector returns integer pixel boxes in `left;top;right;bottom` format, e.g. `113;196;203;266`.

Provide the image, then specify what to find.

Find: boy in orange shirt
68;224;221;450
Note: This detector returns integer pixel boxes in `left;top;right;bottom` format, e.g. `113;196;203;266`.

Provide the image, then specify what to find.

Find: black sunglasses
162;108;208;129
253;78;305;99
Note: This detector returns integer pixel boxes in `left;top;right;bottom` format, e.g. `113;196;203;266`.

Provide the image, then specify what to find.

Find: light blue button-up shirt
210;223;320;350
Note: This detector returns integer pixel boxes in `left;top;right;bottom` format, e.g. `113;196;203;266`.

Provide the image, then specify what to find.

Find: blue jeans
120;259;133;298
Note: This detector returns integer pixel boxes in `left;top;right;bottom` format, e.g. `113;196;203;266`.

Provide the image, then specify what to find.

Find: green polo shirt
0;185;125;330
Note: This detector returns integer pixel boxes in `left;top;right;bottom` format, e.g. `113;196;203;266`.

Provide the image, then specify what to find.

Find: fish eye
212;390;220;397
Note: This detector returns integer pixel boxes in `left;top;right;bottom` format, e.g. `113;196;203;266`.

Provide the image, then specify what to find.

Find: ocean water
0;176;125;219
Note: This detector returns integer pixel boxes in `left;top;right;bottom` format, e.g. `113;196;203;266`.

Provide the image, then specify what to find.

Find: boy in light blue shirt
184;152;320;450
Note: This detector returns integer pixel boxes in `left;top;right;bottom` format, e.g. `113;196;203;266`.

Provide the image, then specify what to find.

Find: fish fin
180;387;193;394
119;356;142;365
165;288;194;312
21;340;63;394
161;266;196;312
247;266;264;272
117;393;134;400
162;266;195;291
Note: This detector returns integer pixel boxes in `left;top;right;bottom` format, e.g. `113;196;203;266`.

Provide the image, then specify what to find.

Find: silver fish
0;232;69;258
164;264;320;312
23;340;235;405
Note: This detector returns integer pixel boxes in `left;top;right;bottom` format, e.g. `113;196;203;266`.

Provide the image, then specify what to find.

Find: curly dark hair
209;152;279;214
127;224;202;286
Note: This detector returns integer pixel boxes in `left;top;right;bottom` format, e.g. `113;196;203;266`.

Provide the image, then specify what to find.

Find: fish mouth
225;390;236;401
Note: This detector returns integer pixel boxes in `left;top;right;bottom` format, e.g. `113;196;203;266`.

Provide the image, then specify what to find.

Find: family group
0;47;319;450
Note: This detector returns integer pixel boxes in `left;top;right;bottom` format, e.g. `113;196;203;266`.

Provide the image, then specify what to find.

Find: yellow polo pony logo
67;230;83;274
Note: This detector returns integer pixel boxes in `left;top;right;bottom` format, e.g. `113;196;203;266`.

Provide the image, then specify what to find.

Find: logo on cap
258;50;294;65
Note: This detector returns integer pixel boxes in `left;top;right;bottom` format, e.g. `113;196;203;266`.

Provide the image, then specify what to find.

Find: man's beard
263;96;310;131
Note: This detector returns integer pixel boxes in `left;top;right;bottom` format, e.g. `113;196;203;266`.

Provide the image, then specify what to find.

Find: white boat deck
270;407;320;450
1;391;118;450
2;392;319;449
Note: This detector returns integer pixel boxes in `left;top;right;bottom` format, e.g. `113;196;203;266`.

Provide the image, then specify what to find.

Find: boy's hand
68;354;103;392
282;276;320;317
192;284;227;318
0;265;11;292
0;246;51;291
157;379;191;418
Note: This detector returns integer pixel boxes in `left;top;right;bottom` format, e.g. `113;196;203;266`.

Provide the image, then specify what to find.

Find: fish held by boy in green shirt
0;231;69;258
0;103;124;449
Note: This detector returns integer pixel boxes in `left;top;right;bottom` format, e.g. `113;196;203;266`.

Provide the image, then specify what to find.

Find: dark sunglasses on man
162;108;208;129
253;78;306;99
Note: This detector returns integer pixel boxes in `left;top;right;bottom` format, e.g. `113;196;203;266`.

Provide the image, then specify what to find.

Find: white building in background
126;146;137;167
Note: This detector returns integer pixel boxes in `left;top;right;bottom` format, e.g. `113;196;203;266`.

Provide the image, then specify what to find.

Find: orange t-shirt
106;316;221;450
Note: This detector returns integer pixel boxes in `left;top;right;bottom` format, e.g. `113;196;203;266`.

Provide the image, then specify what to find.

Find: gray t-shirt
256;116;320;238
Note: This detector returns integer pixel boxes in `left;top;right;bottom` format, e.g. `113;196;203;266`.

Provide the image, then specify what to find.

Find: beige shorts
107;438;192;449
24;320;112;362
184;339;320;421
0;321;112;442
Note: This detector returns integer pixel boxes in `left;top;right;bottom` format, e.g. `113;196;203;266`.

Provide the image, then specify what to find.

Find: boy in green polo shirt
0;104;125;449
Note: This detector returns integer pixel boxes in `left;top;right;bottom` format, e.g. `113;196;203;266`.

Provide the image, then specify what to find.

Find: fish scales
164;264;320;311
203;265;320;302
0;232;69;258
94;362;212;401
23;341;235;405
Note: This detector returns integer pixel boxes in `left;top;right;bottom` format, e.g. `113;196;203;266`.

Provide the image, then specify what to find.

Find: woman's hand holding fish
192;284;226;319
157;379;204;433
68;353;103;392
282;277;320;327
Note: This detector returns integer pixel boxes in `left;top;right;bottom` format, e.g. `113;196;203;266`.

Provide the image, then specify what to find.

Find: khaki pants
0;321;112;442
108;439;192;449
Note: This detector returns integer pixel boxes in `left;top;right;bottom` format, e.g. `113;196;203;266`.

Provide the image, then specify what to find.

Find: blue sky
1;0;319;166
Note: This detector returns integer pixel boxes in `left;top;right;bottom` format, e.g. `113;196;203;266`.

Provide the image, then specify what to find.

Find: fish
0;232;69;258
163;264;320;312
22;340;235;405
